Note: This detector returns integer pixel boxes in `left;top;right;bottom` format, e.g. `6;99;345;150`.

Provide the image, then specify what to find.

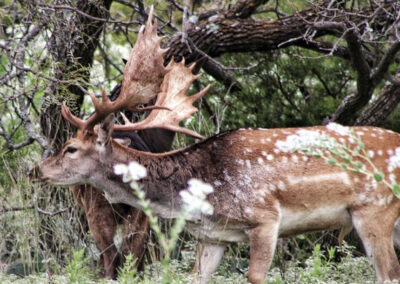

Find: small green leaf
353;161;363;169
393;183;400;199
343;156;351;164
341;163;348;170
373;172;384;182
327;157;337;166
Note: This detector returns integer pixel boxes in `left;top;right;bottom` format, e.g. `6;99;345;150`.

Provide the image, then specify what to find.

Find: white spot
245;148;252;153
356;131;364;136
257;157;264;165
244;207;253;215
389;174;396;184
358;193;370;204
214;180;222;186
267;154;274;161
273;133;278;137
249;139;254;143
237;159;244;165
278;180;286;191
388;149;394;156
269;184;276;191
367;150;374;158
261;151;268;157
291;155;298;163
281;156;289;164
266;138;272;142
354;177;360;183
223;170;232;182
375;198;386;207
302;156;309;162
371;133;377;137
288;172;352;186
246;160;251;168
378;150;383;156
240;136;246;141
273;148;280;154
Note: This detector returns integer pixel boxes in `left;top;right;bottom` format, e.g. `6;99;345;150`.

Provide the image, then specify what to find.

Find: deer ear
97;114;115;147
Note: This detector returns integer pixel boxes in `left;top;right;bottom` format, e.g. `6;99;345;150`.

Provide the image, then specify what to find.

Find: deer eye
65;146;78;154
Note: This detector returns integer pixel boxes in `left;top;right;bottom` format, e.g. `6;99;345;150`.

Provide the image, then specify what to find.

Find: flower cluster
276;129;334;153
326;122;352;136
180;179;214;215
388;147;400;172
114;161;147;182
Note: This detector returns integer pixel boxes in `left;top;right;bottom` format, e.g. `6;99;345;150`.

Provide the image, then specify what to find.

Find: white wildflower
114;161;147;182
388;147;400;171
275;130;333;153
128;161;147;180
114;164;127;175
180;178;214;215
326;122;352;136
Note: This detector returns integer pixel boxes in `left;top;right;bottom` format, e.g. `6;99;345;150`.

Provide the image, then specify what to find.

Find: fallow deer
71;125;173;279
39;7;400;284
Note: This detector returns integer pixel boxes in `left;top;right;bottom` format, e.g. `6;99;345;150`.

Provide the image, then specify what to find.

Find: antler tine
62;102;85;129
61;88;117;133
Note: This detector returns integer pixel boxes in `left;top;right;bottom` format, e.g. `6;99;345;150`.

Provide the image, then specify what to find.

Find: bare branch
371;42;400;85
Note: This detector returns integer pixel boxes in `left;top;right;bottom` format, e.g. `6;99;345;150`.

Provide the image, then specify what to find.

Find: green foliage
117;254;140;284
0;243;376;283
64;249;95;284
203;48;353;131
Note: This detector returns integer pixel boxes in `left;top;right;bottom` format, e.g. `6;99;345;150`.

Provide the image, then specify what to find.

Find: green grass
0;242;376;284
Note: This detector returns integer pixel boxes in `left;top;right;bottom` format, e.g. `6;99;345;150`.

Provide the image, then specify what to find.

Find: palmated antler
62;6;209;138
62;6;169;133
116;58;210;139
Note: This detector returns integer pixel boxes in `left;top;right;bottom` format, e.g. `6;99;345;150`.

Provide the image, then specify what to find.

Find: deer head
39;6;400;284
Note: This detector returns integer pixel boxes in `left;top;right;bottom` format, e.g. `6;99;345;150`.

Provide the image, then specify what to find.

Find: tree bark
40;0;112;152
355;84;400;126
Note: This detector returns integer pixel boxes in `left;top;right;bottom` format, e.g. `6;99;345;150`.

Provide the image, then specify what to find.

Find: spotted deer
39;7;400;284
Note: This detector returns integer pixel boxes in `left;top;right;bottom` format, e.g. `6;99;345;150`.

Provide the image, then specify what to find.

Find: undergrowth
0;242;376;283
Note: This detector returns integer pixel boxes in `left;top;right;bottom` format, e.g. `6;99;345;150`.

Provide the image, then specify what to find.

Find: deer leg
392;217;400;249
352;210;400;282
193;242;226;284
246;216;280;284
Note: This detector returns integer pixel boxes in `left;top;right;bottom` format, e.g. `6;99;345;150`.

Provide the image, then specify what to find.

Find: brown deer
39;7;400;284
70;128;173;279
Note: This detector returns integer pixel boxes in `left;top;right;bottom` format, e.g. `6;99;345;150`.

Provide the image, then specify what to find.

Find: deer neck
93;142;209;219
